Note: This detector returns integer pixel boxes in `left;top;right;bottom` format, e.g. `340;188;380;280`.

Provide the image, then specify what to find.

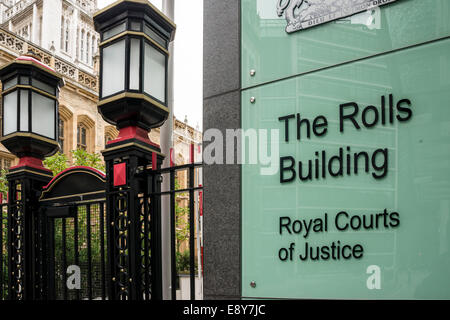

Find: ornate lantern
94;0;176;147
94;0;175;300
0;52;64;173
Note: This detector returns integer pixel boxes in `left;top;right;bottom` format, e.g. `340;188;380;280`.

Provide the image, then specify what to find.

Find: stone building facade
0;0;202;172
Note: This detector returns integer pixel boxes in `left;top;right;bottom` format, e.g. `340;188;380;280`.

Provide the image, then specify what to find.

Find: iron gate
39;167;108;300
43;202;108;300
0;156;203;300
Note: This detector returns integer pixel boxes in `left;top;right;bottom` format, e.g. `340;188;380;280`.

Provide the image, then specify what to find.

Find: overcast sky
97;0;204;130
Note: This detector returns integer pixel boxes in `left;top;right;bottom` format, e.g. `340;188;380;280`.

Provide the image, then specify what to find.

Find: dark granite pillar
203;0;242;300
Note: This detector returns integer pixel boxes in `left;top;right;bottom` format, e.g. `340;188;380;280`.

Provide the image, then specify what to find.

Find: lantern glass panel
32;92;55;139
33;78;55;95
144;42;166;103
144;24;166;48
19;89;29;131
130;21;141;31
129;38;141;90
19;76;30;85
3;90;17;135
102;39;126;97
103;21;126;40
3;77;17;91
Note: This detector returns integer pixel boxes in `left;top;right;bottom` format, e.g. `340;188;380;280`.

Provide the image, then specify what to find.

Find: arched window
59;105;73;155
0;152;13;171
60;17;64;49
91;35;96;65
104;125;119;147
76;27;79;59
77;124;87;150
59;118;65;151
86;32;90;63
81;29;85;62
3;159;11;170
77;115;95;152
65;20;70;52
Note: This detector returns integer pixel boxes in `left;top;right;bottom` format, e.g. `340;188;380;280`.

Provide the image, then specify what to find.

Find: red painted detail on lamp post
10;156;52;173
107;126;160;149
152;152;157;171
113;162;127;187
199;185;204;276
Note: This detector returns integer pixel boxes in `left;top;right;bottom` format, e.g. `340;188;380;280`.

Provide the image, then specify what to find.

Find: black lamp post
94;0;175;300
0;52;64;300
94;0;175;148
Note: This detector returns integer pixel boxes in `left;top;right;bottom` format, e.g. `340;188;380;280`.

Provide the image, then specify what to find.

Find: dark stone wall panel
203;91;241;299
203;0;242;300
203;0;241;99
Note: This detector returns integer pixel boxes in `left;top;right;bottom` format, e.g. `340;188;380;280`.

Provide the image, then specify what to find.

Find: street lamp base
106;126;161;153
10;156;52;175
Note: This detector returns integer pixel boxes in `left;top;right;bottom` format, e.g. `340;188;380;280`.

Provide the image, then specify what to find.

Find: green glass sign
241;0;450;89
241;18;450;299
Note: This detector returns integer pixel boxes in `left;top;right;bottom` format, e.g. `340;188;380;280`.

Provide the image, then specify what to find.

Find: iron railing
0;201;7;300
148;159;203;300
0;154;203;300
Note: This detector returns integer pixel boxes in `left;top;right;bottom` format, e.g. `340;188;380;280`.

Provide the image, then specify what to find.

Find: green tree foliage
0;169;8;200
176;250;191;274
174;177;199;274
43;152;69;176
70;149;105;172
43;149;105;176
175;178;189;254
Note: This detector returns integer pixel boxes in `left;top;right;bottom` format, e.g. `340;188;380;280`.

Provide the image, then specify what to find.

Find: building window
77;124;87;150
61;18;70;52
86;32;90;63
91;35;96;65
76;27;79;59
65;28;69;52
77;115;95;153
4;159;11;170
81;29;85;62
59;105;73;156
0;158;12;171
59;119;65;152
60;17;64;49
65;20;70;52
104;125;119;147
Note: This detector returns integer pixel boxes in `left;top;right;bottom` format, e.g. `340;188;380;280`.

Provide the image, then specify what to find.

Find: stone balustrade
5;0;37;20
0;27;98;93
